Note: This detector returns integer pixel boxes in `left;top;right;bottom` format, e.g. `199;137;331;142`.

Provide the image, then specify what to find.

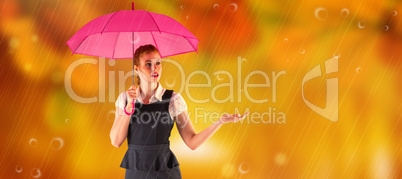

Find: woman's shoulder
168;91;187;111
117;91;127;100
170;91;185;102
162;89;181;100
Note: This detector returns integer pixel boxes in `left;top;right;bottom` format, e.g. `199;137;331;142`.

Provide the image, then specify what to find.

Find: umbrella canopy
66;3;199;59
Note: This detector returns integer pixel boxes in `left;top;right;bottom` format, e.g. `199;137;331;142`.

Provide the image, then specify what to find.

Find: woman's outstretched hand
218;112;250;124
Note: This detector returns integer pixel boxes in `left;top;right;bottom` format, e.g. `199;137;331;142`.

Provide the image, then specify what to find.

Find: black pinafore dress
120;90;182;179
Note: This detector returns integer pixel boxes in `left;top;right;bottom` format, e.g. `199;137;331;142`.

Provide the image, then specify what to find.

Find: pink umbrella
67;3;198;59
67;2;199;114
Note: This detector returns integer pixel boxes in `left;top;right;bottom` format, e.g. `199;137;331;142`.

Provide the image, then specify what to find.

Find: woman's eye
145;63;151;66
156;62;161;65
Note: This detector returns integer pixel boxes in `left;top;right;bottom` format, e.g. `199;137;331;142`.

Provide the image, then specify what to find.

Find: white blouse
115;83;187;120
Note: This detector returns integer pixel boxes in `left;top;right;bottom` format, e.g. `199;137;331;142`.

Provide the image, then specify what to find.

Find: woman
109;45;249;179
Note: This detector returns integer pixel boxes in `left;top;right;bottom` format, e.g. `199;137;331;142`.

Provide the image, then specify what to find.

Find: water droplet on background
29;138;38;148
228;3;238;13
131;33;140;44
356;67;362;73
108;59;116;66
314;7;328;21
238;162;250;174
392;10;397;16
213;4;220;11
340;8;349;18
358;20;366;29
216;74;224;81
30;168;41;178
299;48;305;54
383;25;389;31
49;137;64;151
283;38;289;43
180;5;184;10
15;165;23;173
166;76;176;88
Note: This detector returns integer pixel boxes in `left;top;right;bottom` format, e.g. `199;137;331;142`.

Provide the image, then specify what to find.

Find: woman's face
134;52;162;84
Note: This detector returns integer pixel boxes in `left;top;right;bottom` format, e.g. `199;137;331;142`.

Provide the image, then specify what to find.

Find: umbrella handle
124;101;135;115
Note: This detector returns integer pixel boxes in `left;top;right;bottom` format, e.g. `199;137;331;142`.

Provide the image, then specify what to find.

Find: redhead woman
109;44;249;179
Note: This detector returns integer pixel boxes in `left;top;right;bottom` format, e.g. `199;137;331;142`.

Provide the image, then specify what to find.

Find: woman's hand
218;112;250;124
126;85;137;104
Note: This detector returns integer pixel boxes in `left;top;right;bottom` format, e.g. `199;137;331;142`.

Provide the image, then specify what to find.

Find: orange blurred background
0;0;401;178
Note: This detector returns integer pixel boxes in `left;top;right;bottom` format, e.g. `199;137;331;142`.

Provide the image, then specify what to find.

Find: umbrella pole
132;3;135;87
132;31;135;87
133;55;135;86
123;31;136;116
132;1;135;89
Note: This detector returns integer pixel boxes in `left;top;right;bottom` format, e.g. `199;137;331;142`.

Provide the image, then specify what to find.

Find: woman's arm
109;104;133;148
174;111;249;150
110;85;137;148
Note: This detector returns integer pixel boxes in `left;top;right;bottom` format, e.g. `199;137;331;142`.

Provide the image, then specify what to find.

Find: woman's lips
151;73;159;78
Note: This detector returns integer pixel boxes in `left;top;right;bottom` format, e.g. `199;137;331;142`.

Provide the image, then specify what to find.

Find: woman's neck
139;81;159;99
